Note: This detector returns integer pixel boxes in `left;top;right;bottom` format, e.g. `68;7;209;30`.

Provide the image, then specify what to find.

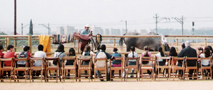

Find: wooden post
113;38;116;47
205;38;207;47
13;37;17;52
6;37;10;47
28;35;32;53
176;38;178;52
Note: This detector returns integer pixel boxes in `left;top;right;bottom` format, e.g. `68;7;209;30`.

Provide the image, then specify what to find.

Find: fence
0;35;213;56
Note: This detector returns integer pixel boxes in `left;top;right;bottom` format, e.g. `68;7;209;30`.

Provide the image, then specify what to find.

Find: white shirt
128;52;138;62
200;54;210;66
33;51;47;66
155;52;163;62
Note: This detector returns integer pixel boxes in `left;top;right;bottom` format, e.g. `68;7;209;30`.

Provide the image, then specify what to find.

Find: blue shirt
81;30;90;35
112;52;122;64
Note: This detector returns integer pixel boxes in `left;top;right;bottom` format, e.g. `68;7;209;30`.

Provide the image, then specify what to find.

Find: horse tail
119;37;124;46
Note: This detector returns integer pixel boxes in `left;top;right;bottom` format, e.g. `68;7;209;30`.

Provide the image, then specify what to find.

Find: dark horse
119;32;170;51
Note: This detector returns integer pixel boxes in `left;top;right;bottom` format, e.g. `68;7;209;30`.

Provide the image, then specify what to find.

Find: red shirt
0;52;4;58
3;51;16;66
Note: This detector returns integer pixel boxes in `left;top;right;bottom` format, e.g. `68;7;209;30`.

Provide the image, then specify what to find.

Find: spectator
124;46;138;78
82;46;95;76
3;45;17;76
0;45;4;58
53;44;66;66
33;44;47;66
17;46;31;76
181;43;185;50
155;47;165;66
141;46;152;74
111;48;122;79
207;45;213;55
169;47;178;65
178;41;197;80
33;44;47;76
199;47;211;76
66;48;76;76
95;44;112;81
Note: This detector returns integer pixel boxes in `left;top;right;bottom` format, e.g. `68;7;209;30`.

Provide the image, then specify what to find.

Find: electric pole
172;15;185;35
14;0;17;35
154;14;159;34
39;23;51;35
21;23;29;35
125;20;127;34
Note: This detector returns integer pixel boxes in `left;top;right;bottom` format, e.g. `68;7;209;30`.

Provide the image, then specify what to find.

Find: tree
29;19;33;35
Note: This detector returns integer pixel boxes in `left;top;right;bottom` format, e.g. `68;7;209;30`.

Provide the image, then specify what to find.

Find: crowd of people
0;40;213;81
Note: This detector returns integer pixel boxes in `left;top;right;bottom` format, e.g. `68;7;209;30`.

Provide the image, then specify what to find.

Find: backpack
95;52;107;68
17;52;28;65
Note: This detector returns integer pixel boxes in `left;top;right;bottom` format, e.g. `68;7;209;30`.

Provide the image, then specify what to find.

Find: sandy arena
0;81;213;90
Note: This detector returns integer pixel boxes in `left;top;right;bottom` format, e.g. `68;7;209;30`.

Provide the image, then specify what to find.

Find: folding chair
124;57;139;81
171;57;185;80
155;56;171;80
0;58;14;82
14;58;30;82
109;56;124;81
93;58;108;81
78;56;92;82
62;56;77;82
200;57;212;80
185;57;198;80
45;57;60;83
139;56;155;81
30;57;45;82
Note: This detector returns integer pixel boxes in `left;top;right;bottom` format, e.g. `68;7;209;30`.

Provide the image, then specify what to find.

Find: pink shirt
141;52;151;57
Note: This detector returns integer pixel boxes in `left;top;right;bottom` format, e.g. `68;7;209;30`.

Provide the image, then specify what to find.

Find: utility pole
192;21;195;35
153;14;159;34
39;24;51;35
21;23;29;35
125;20;127;34
172;15;185;35
14;0;17;35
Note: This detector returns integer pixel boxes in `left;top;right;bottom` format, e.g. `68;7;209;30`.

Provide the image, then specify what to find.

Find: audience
199;47;211;66
95;44;112;81
207;45;213;55
3;45;17;76
169;47;178;65
141;46;152;74
111;48;122;78
33;44;47;76
155;47;165;66
181;43;185;50
178;41;197;80
53;44;66;66
66;48;76;76
125;46;138;78
82;46;94;76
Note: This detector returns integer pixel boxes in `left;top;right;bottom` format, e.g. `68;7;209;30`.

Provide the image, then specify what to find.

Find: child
17;46;31;76
81;46;94;76
66;48;76;76
3;45;17;76
53;44;66;66
127;46;138;77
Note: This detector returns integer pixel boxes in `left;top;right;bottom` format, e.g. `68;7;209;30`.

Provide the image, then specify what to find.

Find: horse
119;32;170;52
72;32;102;52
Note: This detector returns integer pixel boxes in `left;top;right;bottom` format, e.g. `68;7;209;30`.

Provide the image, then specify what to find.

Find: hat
85;24;90;28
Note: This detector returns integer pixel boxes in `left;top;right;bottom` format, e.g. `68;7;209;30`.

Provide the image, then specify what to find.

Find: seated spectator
169;47;178;65
33;44;47;76
82;46;95;75
181;43;185;50
3;45;17;76
66;48;76;65
141;46;152;74
155;47;165;66
207;45;213;55
141;46;151;64
178;41;197;80
17;46;31;76
33;45;47;66
0;45;4;58
66;48;76;76
199;47;211;66
111;48;122;79
53;44;66;66
95;44;112;81
123;46;138;78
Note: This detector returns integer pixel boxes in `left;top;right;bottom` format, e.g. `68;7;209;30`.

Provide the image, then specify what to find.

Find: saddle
73;32;91;41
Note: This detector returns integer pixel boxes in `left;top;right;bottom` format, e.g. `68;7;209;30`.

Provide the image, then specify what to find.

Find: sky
0;0;213;35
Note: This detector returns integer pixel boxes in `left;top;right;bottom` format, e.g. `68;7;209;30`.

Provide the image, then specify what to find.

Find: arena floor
0;80;212;90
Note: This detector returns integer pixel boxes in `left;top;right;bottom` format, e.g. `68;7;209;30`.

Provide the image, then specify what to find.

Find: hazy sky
0;0;213;34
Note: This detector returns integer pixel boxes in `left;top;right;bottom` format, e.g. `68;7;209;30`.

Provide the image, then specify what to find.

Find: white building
93;26;104;35
56;26;76;35
56;27;64;34
110;28;121;35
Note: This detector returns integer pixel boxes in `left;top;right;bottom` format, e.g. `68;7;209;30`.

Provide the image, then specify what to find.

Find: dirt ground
0;81;213;90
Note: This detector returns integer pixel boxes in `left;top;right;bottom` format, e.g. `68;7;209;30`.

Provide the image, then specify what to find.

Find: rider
81;24;90;35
